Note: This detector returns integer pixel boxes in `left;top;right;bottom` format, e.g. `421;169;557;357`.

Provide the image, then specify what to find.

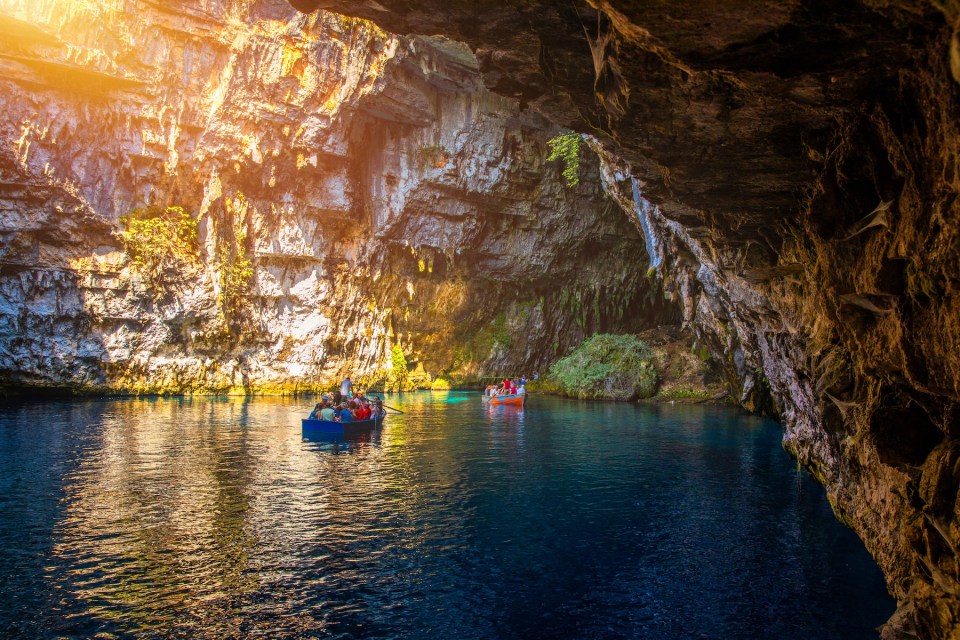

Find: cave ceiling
289;1;938;234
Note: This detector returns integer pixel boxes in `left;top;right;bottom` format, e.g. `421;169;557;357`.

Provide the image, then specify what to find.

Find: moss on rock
543;333;658;401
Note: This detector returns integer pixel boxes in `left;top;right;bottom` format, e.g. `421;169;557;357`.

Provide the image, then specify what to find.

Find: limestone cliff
280;0;959;637
0;0;670;394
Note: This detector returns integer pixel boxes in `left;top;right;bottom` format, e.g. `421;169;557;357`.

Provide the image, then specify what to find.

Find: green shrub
119;205;199;292
387;345;412;391
546;333;658;400
430;376;453;390
546;130;581;187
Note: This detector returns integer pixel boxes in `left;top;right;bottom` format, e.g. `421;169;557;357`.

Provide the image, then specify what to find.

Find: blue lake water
0;391;894;639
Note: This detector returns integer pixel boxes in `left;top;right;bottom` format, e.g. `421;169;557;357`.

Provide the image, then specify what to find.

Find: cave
0;0;958;637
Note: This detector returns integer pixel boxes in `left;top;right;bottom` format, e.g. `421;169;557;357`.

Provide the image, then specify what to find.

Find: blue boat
301;416;384;436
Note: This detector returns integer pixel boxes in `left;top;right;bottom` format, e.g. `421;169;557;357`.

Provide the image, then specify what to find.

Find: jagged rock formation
0;0;673;394
3;0;960;636
280;0;960;637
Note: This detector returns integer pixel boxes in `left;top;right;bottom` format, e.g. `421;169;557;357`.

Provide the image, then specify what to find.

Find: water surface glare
0;392;894;639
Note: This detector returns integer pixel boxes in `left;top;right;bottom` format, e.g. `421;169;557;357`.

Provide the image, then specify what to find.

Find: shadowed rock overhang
286;1;960;639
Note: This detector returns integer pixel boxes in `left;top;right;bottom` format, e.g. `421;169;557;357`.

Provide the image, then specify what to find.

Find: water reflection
0;393;894;639
302;430;382;454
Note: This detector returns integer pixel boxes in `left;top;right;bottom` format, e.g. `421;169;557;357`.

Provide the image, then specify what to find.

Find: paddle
381;403;404;414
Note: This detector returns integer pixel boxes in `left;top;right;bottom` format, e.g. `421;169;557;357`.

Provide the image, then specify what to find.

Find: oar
382;404;405;414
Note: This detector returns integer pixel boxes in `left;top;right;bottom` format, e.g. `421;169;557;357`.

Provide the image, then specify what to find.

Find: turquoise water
0;391;894;638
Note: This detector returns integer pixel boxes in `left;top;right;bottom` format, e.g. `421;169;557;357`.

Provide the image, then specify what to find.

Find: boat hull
302;416;384;436
482;394;525;406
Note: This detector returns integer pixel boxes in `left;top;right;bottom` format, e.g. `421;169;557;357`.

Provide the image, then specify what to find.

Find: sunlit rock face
286;0;960;637
0;0;672;394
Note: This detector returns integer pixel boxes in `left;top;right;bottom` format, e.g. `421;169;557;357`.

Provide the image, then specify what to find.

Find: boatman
340;376;352;398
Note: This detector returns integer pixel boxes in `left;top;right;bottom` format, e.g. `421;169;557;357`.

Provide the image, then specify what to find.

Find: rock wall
0;0;672;394
284;0;959;637
5;0;960;636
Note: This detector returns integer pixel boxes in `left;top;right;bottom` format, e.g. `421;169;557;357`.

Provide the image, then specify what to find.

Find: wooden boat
302;416;384;436
482;393;525;406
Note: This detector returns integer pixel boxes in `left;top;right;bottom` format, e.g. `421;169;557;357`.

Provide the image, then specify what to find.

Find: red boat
482;393;525;406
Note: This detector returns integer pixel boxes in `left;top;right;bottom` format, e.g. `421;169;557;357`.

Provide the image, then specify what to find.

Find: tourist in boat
520;375;527;387
320;401;336;422
336;403;353;422
333;389;342;404
358;401;372;420
352;400;369;421
373;398;386;419
340;376;352;398
308;402;322;419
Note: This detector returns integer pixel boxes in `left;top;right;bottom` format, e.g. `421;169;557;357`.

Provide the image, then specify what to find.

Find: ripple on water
0;394;893;639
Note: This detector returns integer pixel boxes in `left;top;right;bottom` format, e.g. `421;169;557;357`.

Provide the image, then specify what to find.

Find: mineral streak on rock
285;0;960;637
0;0;671;395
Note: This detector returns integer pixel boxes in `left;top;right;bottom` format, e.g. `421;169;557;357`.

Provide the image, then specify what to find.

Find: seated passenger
336;403;353;422
320;402;336;421
308;403;322;419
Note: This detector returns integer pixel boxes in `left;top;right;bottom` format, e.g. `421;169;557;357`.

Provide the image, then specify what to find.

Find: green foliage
388;345;411;391
546;130;581;187
490;312;511;351
119;205;199;293
214;192;255;330
656;386;715;401
215;237;254;324
546;333;658;401
430;376;452;390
